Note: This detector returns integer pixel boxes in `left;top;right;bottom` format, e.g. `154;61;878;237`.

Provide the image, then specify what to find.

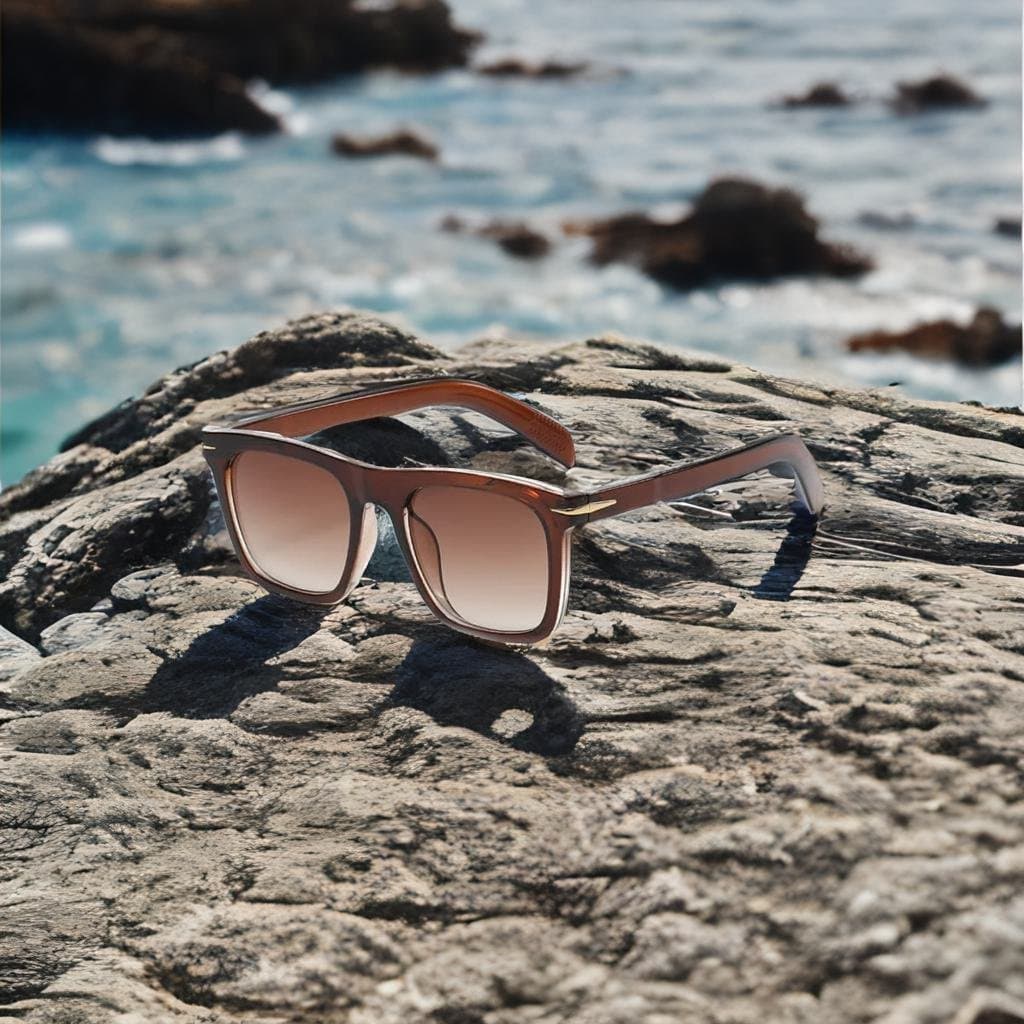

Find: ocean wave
9;222;72;251
91;133;246;167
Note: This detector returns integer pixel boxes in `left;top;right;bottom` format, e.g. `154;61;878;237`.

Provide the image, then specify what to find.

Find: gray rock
0;312;1022;1022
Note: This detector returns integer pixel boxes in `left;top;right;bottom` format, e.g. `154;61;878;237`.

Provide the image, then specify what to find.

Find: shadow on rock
389;635;583;756
143;595;328;718
752;511;819;601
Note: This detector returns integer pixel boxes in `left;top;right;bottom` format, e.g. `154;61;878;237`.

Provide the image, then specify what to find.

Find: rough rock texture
331;129;440;162
781;82;853;108
2;0;478;136
567;177;873;290
2;311;1024;1023
891;74;987;113
846;307;1022;368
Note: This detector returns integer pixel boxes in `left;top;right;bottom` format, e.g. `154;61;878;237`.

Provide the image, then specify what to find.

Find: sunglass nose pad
350;504;379;586
407;506;453;609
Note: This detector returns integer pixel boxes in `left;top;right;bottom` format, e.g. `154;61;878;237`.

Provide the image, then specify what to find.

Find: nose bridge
356;463;414;521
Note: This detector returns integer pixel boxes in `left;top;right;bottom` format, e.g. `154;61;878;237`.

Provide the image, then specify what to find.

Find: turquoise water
3;0;1021;485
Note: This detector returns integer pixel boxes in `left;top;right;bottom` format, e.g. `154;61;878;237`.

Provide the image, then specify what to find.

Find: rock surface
846;307;1022;368
331;129;440;161
567;177;873;290
2;311;1024;1023
2;0;478;136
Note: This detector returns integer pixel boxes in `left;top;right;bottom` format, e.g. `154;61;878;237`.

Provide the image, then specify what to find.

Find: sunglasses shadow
142;594;330;718
140;593;584;757
389;633;584;757
750;510;819;601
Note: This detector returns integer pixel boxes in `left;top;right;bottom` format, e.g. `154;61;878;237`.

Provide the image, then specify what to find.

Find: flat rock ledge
1;312;1023;1024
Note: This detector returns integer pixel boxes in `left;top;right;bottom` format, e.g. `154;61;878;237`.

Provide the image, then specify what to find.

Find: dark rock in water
2;0;479;136
332;129;439;161
479;220;552;259
995;216;1022;238
439;213;469;233
846;307;1022;367
891;74;986;113
478;57;589;79
569;177;872;289
2;311;1023;1020
781;82;853;108
2;3;281;137
441;215;551;259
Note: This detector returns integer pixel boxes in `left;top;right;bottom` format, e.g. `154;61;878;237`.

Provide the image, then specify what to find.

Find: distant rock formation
2;0;479;136
441;215;552;259
995;216;1022;238
567;177;872;289
846;308;1022;368
781;82;853;108
332;129;440;161
477;57;589;79
891;74;986;113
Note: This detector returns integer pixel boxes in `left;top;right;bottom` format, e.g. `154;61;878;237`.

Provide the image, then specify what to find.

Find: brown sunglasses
202;377;824;645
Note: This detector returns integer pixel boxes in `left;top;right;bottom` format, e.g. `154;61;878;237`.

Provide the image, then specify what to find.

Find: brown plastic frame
202;377;824;645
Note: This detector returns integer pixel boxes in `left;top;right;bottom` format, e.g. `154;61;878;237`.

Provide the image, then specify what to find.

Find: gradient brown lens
408;485;551;633
229;450;351;594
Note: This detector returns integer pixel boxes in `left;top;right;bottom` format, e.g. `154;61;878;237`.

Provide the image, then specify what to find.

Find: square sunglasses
202;377;824;645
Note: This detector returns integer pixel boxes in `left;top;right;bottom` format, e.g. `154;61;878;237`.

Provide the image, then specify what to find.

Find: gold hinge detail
552;499;617;517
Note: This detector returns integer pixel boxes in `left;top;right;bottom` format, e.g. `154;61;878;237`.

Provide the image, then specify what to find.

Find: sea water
2;0;1021;484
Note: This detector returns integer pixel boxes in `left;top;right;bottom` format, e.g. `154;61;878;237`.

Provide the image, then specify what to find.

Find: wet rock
569;176;872;289
1;0;478;136
781;82;853;108
477;57;589;79
1;312;1023;1022
846;307;1022;368
331;129;439;161
478;221;552;259
441;215;552;259
995;216;1022;238
892;73;987;113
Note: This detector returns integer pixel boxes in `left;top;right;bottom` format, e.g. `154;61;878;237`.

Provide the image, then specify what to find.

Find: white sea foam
92;133;246;167
10;223;72;251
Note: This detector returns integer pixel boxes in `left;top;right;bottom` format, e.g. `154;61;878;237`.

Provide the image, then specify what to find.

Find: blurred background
2;0;1021;486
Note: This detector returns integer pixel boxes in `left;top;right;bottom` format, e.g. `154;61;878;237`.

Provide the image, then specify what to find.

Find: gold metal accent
552;498;617;517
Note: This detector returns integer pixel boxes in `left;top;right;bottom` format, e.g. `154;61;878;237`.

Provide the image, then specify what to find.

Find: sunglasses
202;377;824;645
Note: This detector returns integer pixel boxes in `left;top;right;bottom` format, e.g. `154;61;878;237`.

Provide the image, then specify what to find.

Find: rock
1;0;478;136
441;215;552;259
995;216;1022;238
1;2;281;137
568;176;873;289
331;129;439;161
1;311;1023;1022
477;220;552;260
891;74;987;113
477;57;589;79
781;82;853;108
845;307;1022;368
